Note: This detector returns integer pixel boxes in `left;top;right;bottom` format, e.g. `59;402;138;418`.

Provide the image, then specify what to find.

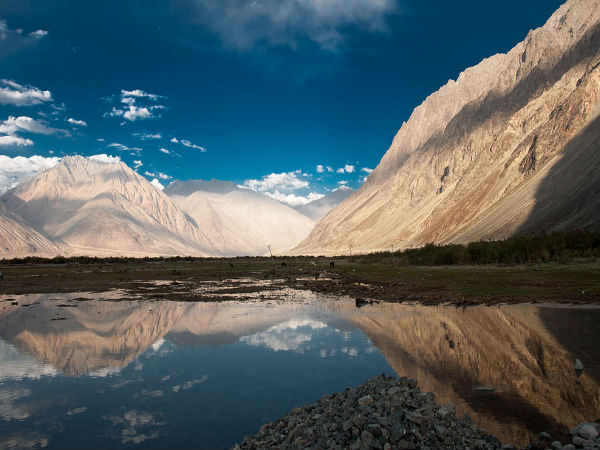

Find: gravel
232;375;600;450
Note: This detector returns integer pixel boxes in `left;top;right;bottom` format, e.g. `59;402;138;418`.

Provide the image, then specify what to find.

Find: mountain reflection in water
0;293;598;449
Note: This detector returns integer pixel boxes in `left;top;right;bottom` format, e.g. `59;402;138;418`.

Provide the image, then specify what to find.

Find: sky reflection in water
0;295;598;449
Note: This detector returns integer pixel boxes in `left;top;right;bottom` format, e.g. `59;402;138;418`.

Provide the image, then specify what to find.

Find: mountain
293;0;600;255
293;186;354;221
164;179;315;256
1;156;212;257
0;200;65;258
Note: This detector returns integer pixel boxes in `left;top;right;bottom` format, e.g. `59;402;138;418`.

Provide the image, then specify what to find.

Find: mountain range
0;156;347;258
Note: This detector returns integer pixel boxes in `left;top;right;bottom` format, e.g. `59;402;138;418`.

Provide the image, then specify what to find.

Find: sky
0;0;564;205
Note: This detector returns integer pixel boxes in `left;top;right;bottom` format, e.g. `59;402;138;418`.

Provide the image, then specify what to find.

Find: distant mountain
1;156;212;257
164;179;315;256
0;200;65;258
294;186;354;221
294;0;600;255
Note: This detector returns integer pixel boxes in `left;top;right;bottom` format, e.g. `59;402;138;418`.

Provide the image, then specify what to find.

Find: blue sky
0;0;563;205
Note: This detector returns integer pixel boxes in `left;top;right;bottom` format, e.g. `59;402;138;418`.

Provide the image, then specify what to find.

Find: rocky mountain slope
293;0;600;255
1;156;213;257
0;200;65;258
164;179;314;256
293;186;354;221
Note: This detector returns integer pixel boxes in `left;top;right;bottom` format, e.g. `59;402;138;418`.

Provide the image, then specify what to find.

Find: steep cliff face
294;0;600;255
1;156;212;256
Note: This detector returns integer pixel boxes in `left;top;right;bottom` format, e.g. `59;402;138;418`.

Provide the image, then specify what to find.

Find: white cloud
180;139;206;151
0;155;61;193
121;89;158;100
326;165;333;172
158;147;170;155
170;137;206;152
134;132;161;140
186;0;397;51
108;142;142;152
336;167;345;174
67;118;87;127
88;154;121;164
29;29;48;39
265;190;324;206
150;178;164;190
96;138;105;142
0;115;61;136
0;79;52;106
133;160;143;169
0;135;33;146
338;180;348;185
361;167;373;173
316;164;324;173
106;89;165;122
243;170;308;192
344;164;355;173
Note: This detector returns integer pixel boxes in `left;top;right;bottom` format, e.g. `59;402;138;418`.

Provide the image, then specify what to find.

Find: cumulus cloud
106;89;165;122
336;164;355;174
0;154;61;193
316;164;324;173
170;137;178;143
185;0;397;51
0;135;33;146
150;178;164;190
0;79;52;106
326;165;333;172
265;190;324;206
132;159;143;169
0;116;63;136
67;118;87;127
88;154;121;164
361;167;373;173
243;170;308;192
158;147;171;155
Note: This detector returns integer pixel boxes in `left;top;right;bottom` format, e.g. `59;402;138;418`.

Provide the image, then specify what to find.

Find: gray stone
405;411;428;426
396;439;416;449
572;436;594;447
407;379;418;389
550;441;562;449
387;387;401;396
358;395;374;407
361;430;374;446
540;432;552;440
577;424;599;440
383;444;391;450
391;423;406;441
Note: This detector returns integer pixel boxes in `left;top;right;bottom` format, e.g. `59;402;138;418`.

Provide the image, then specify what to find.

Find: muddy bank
0;259;598;305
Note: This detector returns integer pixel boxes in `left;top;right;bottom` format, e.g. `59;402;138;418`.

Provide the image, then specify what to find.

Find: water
0;291;599;449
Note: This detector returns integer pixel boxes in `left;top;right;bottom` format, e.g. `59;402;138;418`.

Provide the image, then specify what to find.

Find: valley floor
0;257;599;305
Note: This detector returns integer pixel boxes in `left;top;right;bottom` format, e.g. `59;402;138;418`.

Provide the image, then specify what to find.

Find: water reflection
0;294;598;449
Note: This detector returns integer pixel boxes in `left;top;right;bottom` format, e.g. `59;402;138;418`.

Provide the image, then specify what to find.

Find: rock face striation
164;179;315;256
294;0;600;255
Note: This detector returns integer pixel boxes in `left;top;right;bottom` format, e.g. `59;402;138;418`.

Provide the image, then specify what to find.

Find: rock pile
529;422;600;450
233;374;504;450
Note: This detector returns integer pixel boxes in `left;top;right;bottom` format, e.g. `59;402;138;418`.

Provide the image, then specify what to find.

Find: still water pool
0;291;599;449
